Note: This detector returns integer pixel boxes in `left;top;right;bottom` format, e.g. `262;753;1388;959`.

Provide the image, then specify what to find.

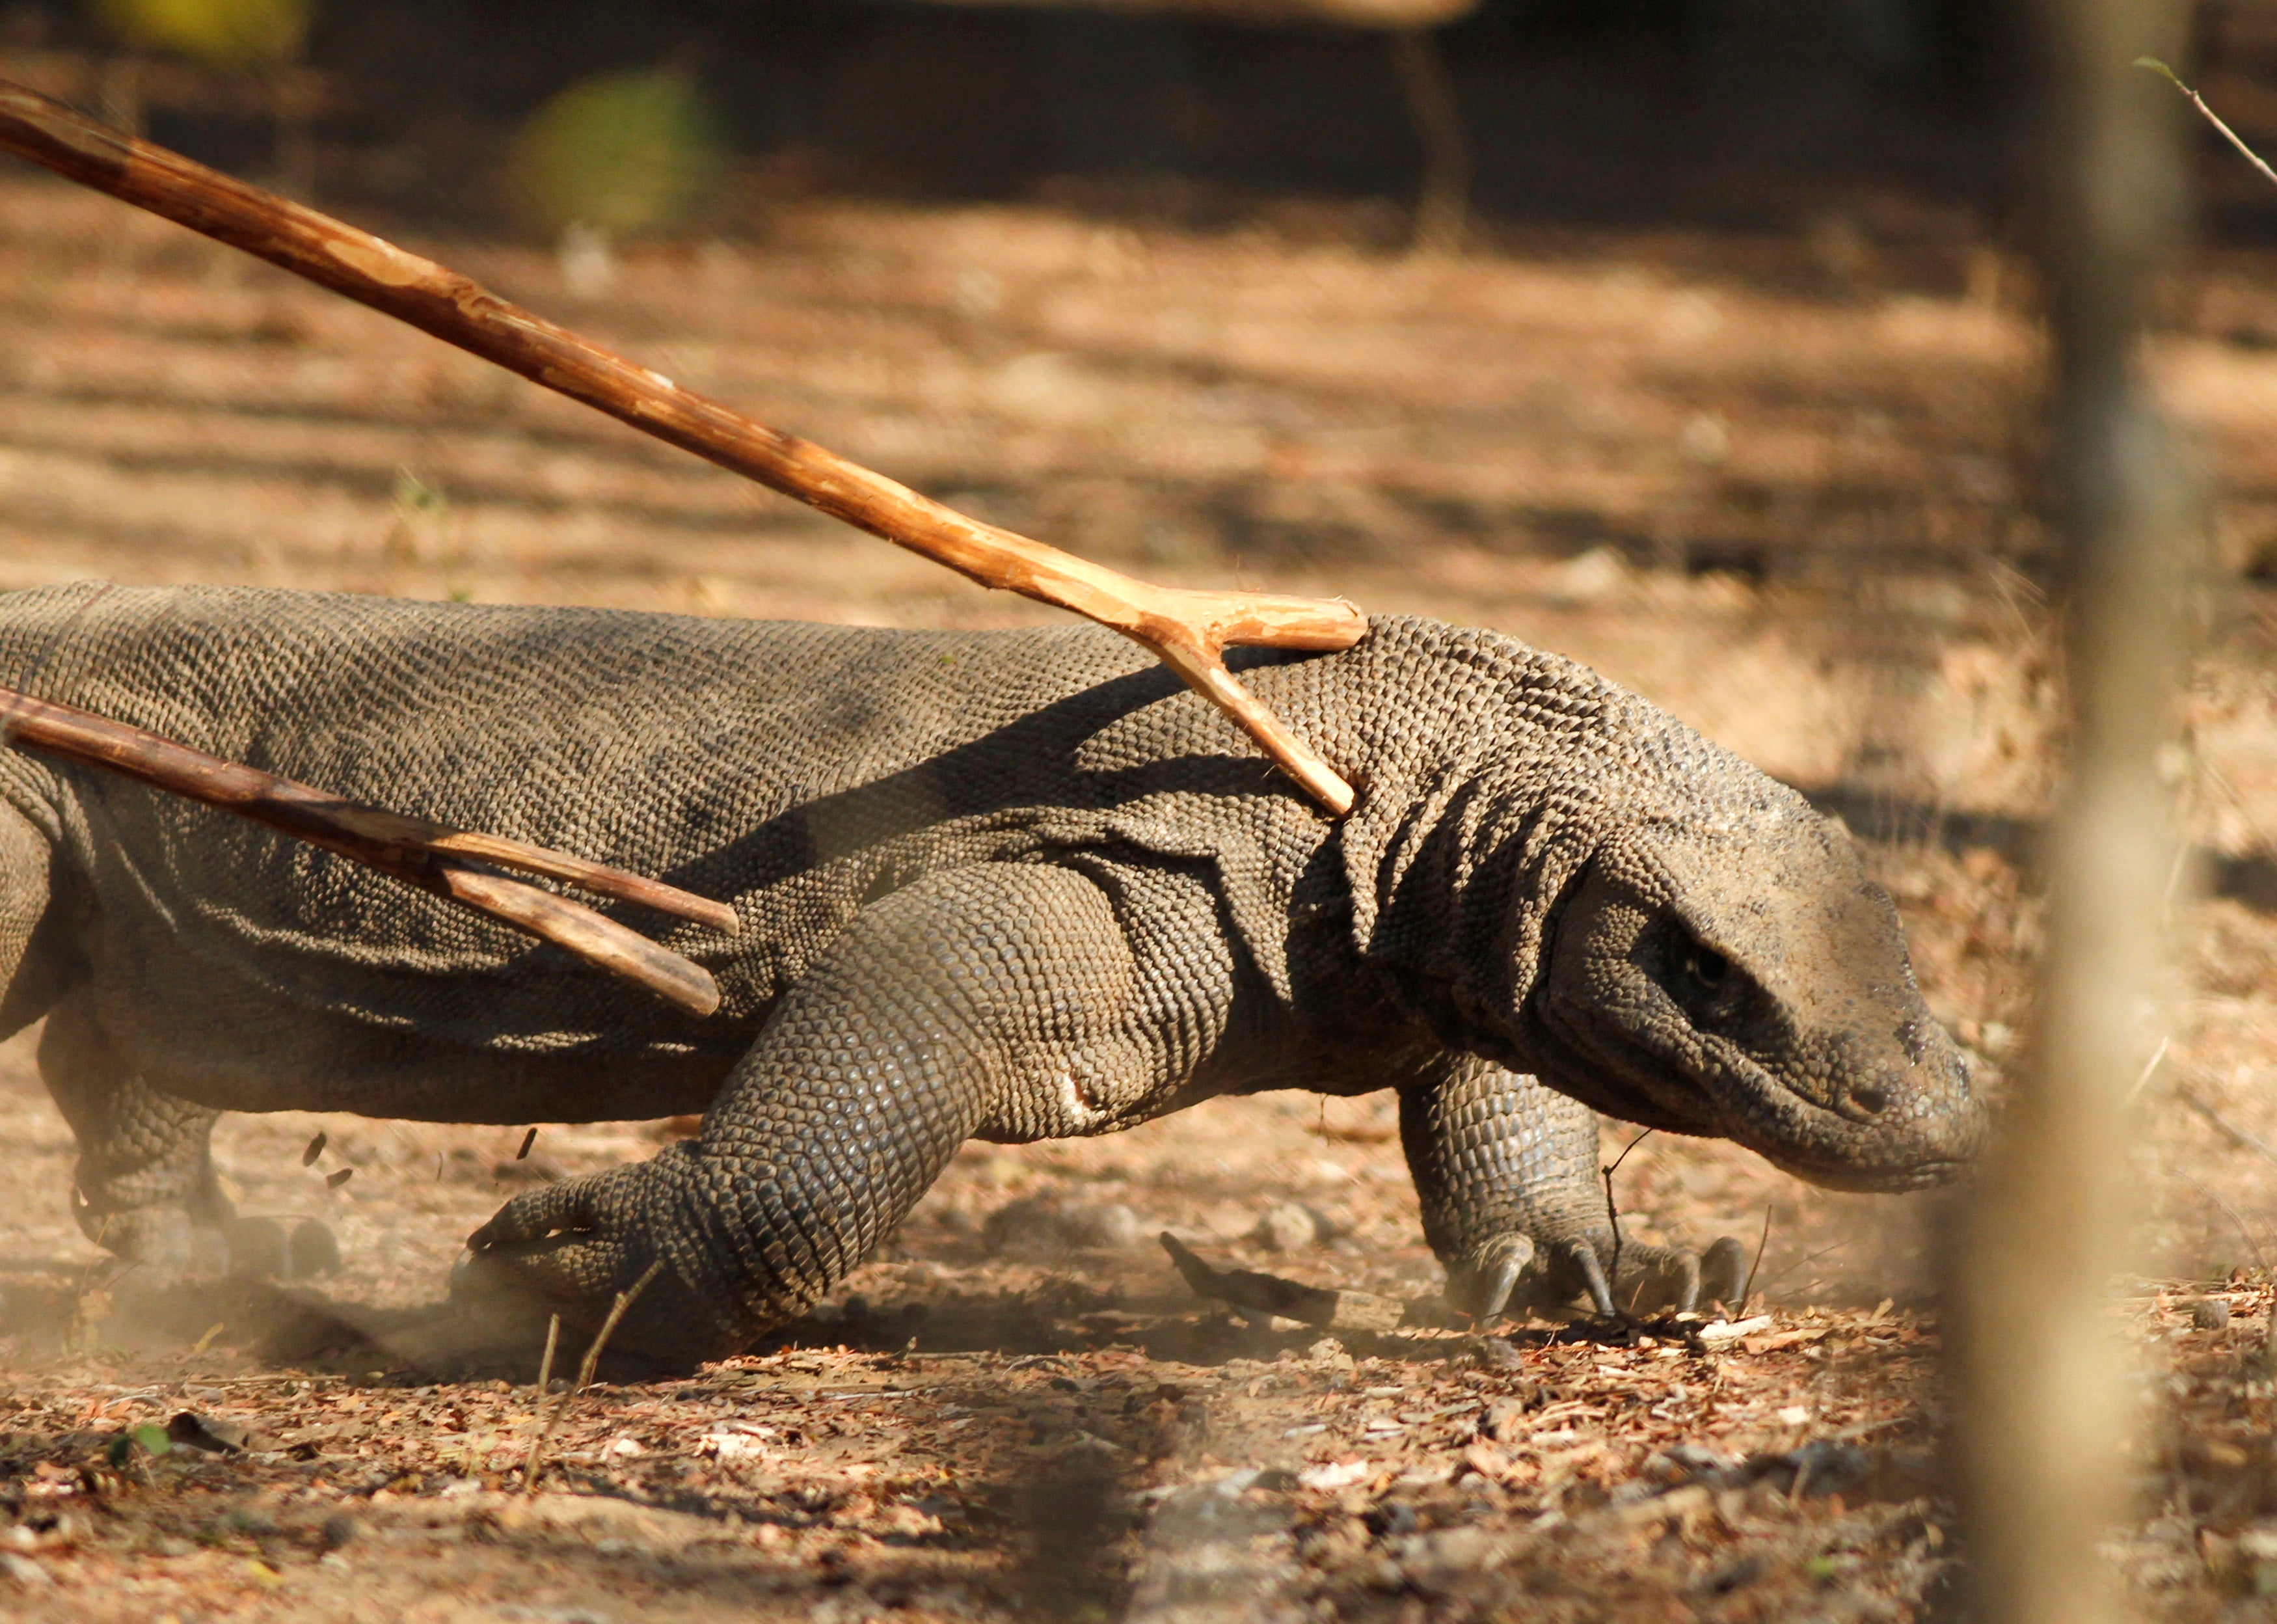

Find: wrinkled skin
1533;818;1977;1194
0;586;1987;1357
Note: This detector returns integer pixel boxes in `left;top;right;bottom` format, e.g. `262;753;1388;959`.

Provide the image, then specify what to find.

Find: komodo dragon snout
1533;808;1987;1194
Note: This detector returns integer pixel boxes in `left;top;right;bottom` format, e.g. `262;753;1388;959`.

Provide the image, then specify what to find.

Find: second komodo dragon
0;584;1985;1356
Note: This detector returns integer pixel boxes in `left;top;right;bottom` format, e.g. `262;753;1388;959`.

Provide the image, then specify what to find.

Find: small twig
0;82;1366;815
522;1262;664;1493
1760;1239;1851;1298
2124;1035;2172;1104
2177;1083;2277;1170
1599;1130;1654;1308
0;680;729;1013
2138;58;2277;191
1740;1206;1775;1308
535;1314;560;1396
2171;1167;2274;1277
575;1261;664;1392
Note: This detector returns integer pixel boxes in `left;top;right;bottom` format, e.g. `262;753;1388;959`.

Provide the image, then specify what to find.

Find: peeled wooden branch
0;79;1368;815
0;685;730;1016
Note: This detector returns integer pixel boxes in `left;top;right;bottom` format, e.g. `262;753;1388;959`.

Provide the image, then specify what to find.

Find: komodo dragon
0;582;1985;1357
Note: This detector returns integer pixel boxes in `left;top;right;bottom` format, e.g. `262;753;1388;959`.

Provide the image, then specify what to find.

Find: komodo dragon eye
1669;936;1747;1027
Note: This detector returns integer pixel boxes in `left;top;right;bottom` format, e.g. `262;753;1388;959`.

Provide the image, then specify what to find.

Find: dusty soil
0;172;2274;1620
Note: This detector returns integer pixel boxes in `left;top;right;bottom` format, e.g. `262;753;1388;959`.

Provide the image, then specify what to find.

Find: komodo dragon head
1524;797;1986;1193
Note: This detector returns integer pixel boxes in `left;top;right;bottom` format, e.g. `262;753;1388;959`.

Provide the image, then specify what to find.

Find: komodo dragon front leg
1403;1055;1746;1320
457;863;1186;1358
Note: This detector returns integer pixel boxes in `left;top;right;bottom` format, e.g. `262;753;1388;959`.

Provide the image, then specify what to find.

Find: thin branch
1599;1129;1654;1309
522;1262;664;1493
2138;58;2277;191
0;682;727;1014
0;79;1366;817
535;1314;560;1397
2124;1033;2171;1103
1760;1239;1852;1298
574;1261;664;1392
2170;1166;2274;1277
2176;1084;2277;1169
1740;1205;1775;1309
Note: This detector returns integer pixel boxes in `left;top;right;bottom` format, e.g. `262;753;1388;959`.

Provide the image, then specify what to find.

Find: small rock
2240;1522;2277;1553
1297;1459;1373;1492
1363;1501;1420;1539
0;1552;51;1586
1542;545;1634;606
1677;413;1731;467
983;1194;1143;1257
2193;1297;2232;1331
2231;1524;2277;1599
222;1215;292;1279
1252;1202;1325;1254
1398;1526;1503;1595
288;1217;342;1279
1470;1336;1525;1372
1481;1400;1533;1442
1656;1442;1736;1478
167;1412;263;1454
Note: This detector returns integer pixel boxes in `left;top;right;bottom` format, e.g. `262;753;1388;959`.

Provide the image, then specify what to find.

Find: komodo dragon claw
1525;1233;1751;1319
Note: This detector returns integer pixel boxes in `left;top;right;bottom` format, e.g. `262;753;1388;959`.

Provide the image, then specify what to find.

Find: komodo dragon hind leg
0;807;243;1282
1401;1055;1747;1321
40;995;236;1282
38;991;344;1288
0;803;237;1284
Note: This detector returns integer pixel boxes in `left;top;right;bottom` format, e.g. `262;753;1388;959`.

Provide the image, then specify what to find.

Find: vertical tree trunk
1950;2;2198;1621
1392;31;1469;257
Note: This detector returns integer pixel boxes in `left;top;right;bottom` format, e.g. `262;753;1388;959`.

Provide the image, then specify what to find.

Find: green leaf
131;1424;172;1457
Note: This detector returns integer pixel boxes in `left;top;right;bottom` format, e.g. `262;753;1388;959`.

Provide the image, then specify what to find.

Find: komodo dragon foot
42;997;337;1286
1406;1057;1747;1321
43;997;236;1283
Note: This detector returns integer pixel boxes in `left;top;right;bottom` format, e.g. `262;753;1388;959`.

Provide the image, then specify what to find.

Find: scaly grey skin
0;584;1985;1356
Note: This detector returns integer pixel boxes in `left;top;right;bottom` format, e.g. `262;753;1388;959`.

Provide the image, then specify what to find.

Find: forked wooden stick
0;685;730;1016
0;79;1368;814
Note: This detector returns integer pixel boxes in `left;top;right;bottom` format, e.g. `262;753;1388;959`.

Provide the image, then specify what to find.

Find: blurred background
0;0;2272;1321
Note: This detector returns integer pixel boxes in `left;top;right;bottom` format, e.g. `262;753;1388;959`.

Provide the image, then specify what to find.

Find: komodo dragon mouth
1536;995;1978;1193
1528;826;1989;1195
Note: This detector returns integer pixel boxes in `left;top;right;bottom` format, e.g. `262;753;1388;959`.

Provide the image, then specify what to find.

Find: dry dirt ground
0;171;2274;1621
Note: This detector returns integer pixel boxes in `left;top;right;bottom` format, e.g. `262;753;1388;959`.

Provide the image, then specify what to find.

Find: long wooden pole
0;79;1366;815
0;685;729;1017
1948;1;2194;1619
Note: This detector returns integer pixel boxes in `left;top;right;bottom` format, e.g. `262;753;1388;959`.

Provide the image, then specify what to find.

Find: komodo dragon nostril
1852;1085;1889;1115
